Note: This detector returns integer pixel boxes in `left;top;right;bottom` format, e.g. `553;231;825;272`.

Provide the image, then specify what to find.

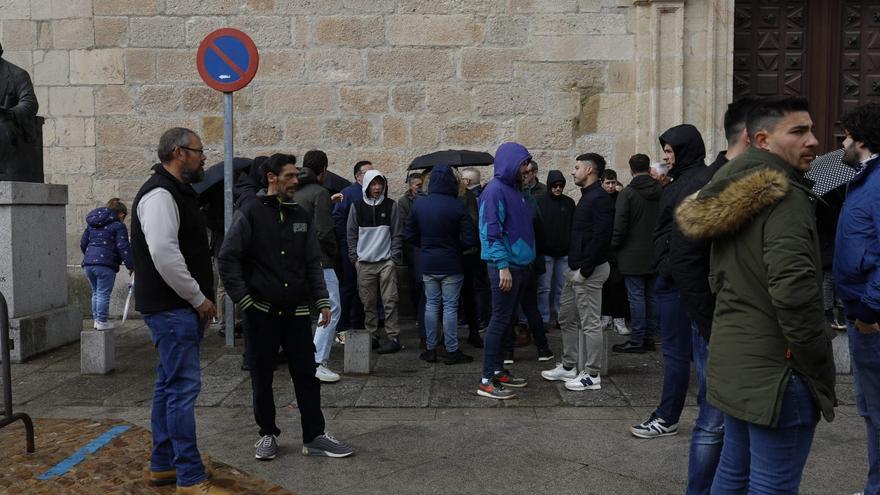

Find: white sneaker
614;318;630;335
95;320;115;331
565;370;601;391
315;364;341;383
541;363;577;382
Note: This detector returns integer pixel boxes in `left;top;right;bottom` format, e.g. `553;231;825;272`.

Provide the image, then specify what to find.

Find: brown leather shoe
176;481;231;495
514;324;531;347
148;456;212;487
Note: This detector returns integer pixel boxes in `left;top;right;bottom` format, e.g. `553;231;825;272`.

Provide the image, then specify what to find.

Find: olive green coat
676;147;836;426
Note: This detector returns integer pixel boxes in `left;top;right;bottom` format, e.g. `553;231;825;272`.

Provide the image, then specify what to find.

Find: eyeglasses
551;184;564;189
179;146;205;156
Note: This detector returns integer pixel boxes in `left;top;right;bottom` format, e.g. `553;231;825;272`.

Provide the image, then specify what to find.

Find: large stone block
184;16;227;47
254;50;306;82
596;93;635;133
81;329;115;375
275;0;344;14
484;15;529;46
530;34;634;61
165;0;243;15
54;117;95;147
95;145;149;179
382;115;407;147
230;16;293;47
513;61;606;89
130;17;186;48
461;48;524;80
70;49;125;85
49;86;94;116
532;14;628;36
516;117;573;150
386;15;484;46
9;304;81;362
342;0;396;13
95;85;134;114
52;19;95;49
45;146;96;175
261;85;336;114
472;84;544;116
284;117;322;147
0;0;29;20
443;120;497;147
33;50;69;85
313;16;384;47
391;84;425;113
340;86;388;114
95;115;199;147
322;118;375;147
425;84;472;115
1;20;37;51
306;48;363;82
31;0;91;20
125;48;156;82
344;329;371;374
136;85;180;113
511;0;578;12
396;0;506;14
156;50;200;82
239;118;284;147
412;115;440;148
94;0;162;15
366;48;454;81
95;17;129;48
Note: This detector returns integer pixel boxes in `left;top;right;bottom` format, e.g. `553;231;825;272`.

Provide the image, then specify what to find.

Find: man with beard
219;153;354;462
833;102;880;495
131;128;227;493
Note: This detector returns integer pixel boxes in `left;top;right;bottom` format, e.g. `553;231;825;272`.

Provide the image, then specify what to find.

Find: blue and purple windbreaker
478;142;536;269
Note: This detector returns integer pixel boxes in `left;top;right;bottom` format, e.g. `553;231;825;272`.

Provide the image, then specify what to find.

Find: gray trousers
356;259;399;338
559;262;610;373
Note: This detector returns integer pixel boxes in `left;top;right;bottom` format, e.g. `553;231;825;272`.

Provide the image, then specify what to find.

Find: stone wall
0;0;733;265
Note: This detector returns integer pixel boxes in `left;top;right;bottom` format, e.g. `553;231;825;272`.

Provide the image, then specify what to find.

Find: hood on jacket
659;124;706;179
546;170;566;188
629;174;663;201
86;207;118;227
361;170;387;206
675;167;789;241
297;166;320;186
428;165;458;197
493;142;532;187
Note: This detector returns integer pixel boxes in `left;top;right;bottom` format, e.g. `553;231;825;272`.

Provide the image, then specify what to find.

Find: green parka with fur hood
675;146;836;426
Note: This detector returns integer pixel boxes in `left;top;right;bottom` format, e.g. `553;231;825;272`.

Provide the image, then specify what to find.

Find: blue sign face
197;28;259;92
203;36;250;84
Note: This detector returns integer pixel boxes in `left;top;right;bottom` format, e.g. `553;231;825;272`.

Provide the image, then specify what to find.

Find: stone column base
81;328;115;374
344;329;372;374
9;305;81;362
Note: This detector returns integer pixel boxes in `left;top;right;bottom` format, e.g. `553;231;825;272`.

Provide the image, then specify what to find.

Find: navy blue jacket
405;165;477;275
834;155;880;323
568;180;613;277
332;181;364;251
80;207;134;271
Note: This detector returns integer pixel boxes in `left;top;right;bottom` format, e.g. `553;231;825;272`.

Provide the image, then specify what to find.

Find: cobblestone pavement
2;319;864;494
0;418;294;494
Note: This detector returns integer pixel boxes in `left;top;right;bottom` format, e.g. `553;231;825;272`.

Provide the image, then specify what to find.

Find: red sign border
196;28;259;93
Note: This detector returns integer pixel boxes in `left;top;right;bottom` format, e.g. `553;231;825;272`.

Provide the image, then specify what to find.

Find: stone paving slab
0;418;293;494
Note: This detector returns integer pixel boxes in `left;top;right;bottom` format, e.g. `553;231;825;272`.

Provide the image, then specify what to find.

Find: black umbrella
192;157;254;194
408;149;494;170
806;149;855;197
323;170;351;195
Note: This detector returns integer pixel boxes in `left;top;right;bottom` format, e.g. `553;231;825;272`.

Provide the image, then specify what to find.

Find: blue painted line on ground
36;425;132;480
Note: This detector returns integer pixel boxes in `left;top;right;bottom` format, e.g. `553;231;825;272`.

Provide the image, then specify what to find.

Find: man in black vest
219;153;354;462
130;128;226;494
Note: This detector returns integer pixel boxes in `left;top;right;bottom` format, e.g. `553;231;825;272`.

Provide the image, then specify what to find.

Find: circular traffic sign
196;28;259;92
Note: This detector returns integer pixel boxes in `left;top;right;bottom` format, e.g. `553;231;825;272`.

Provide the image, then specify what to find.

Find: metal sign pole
223;92;235;348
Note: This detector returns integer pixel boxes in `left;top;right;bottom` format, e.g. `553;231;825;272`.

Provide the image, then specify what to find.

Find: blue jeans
687;325;724;495
848;321;880;495
623;275;658;346
313;268;342;365
538;256;568;323
654;276;692;425
84;265;116;323
482;266;528;379
423;273;464;352
145;308;206;487
711;373;819;494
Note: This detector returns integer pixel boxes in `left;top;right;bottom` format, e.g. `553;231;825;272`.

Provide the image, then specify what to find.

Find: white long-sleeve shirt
137;188;206;308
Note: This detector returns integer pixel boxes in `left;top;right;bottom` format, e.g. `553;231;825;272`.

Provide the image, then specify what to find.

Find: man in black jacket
611;154;662;354
541;153;612;391
537;170;575;328
219;153;353;462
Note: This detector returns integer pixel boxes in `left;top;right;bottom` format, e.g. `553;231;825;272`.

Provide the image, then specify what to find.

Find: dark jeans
506;267;549;353
460;253;484;333
338;245;365;332
654;276;693;425
687;325;724;495
848;321;880;495
623;275;658;346
711;373;819;494
482;265;528;379
243;310;325;443
145;308;206;487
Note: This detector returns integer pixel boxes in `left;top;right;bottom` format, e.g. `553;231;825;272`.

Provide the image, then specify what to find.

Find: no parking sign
196;28;259;93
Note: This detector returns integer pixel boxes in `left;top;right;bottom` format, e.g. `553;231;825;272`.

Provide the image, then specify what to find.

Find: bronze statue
0;42;43;182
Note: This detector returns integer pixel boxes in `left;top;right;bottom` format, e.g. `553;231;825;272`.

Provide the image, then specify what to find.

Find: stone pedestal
0;181;80;362
344;329;372;374
81;329;115;374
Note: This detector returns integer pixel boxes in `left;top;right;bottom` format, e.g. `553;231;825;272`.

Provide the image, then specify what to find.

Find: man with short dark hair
834;102;880;495
294;149;342;383
522;159;547;198
220;153;353;463
542;153;612;392
131;128;227;494
677;97;835;493
333;160;373;335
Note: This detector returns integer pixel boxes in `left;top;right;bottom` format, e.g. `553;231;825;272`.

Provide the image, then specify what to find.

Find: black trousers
243;310;325;443
505;267;549;352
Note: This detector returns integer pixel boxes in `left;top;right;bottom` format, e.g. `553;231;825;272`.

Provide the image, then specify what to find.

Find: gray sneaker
254;434;278;460
302;433;354;458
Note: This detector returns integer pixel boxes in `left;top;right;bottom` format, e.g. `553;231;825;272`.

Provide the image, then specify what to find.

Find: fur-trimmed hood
675;147;813;241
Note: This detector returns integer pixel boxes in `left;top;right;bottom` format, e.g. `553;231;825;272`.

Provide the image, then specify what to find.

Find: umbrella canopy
322;170;351;195
408;149;494;170
807;149;855;197
192;157;254;194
